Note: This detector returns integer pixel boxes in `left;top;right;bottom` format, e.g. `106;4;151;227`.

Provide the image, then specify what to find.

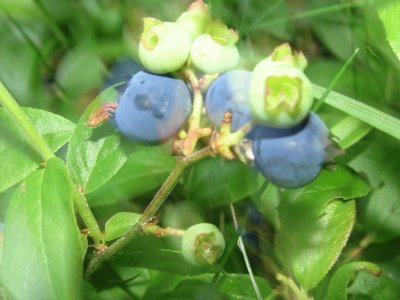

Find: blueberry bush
1;0;400;299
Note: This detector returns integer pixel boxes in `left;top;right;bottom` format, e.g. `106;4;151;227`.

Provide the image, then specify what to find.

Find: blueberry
251;112;329;188
205;70;252;131
115;71;192;142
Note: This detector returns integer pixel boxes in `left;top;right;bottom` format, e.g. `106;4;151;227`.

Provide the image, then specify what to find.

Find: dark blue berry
251;112;330;188
115;71;192;142
205;70;252;131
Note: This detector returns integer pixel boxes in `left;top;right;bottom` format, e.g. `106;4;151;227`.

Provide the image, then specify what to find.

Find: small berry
249;45;313;128
115;71;192;142
181;223;225;266
250;112;331;188
138;18;191;74
176;0;211;40
190;21;239;74
205;70;252;131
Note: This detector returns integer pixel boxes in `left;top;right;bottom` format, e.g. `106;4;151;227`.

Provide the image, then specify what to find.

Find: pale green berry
249;60;313;128
190;21;240;74
181;223;225;266
176;0;211;40
138;18;191;74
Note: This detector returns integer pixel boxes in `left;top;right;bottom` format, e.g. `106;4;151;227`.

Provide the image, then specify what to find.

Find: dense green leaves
0;108;75;193
104;212;141;241
66;87;127;194
376;0;400;61
1;158;83;300
273;166;370;291
327;261;380;300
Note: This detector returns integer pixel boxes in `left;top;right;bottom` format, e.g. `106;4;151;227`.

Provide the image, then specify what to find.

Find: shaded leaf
327;261;380;300
164;273;272;300
347;267;400;300
1;158;83;300
349;138;400;242
274;166;370;291
184;157;262;207
0;108;75;193
66;87;127;194
87;145;175;207
104;212;141;241
114;249;193;275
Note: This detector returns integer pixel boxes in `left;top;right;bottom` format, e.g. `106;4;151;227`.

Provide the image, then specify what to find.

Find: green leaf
348;137;400;242
66;87;127;194
330;116;371;149
184;157;262;207
1;157;83;300
166;273;272;300
0;108;75;193
114;249;194;275
327;261;381;300
376;0;400;61
313;84;400;141
274;166;370;291
347;267;400;300
104;212;141;241
87;145;175;207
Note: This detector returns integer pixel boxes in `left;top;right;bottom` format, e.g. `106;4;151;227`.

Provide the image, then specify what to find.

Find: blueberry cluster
104;1;336;188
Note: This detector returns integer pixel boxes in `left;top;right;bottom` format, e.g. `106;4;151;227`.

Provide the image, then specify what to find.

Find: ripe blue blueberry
250;112;330;188
205;70;252;131
115;71;192;142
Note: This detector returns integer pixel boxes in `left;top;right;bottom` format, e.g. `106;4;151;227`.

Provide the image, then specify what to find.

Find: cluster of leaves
1;0;400;299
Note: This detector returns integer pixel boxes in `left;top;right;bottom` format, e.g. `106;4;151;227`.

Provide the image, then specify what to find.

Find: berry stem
73;188;104;247
85;146;214;278
0;80;54;161
173;67;213;156
143;224;185;237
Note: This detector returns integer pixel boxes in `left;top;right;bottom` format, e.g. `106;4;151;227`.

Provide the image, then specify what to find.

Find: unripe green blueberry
176;0;211;40
249;60;313;128
190;21;239;74
181;223;225;266
138;18;191;74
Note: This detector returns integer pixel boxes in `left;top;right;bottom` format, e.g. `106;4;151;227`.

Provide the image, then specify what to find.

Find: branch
85;146;214;278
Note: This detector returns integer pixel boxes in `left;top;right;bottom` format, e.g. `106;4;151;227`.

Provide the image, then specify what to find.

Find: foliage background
0;0;400;299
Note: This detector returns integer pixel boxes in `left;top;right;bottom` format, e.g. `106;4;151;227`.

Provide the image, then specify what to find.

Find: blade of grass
247;1;365;31
313;48;360;112
313;84;400;140
230;204;262;300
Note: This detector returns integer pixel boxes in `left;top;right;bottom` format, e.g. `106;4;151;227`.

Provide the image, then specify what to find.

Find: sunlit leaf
66;87;127;194
1;158;83;299
0;108;75;193
104;212;141;241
